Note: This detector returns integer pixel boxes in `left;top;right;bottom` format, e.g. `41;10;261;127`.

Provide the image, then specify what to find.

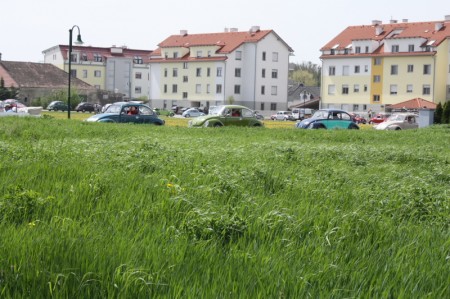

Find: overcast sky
1;0;448;65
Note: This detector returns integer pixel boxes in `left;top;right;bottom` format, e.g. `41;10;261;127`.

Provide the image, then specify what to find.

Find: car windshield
209;106;225;115
104;104;122;113
311;110;329;119
387;114;406;121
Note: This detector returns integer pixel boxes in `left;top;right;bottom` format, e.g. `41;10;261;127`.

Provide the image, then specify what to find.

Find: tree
442;101;450;124
289;61;321;86
0;77;19;100
434;102;443;124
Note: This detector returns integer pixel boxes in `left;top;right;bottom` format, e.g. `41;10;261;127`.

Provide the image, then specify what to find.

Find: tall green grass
0;117;449;298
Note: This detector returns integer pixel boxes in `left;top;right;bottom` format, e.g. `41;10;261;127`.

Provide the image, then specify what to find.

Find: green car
188;105;264;127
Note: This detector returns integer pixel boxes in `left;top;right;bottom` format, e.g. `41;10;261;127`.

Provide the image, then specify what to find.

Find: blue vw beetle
295;109;359;129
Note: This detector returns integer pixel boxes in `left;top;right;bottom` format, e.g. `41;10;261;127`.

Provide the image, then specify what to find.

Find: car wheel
213;123;223;127
349;123;359;130
395;127;401;130
169;112;174;117
185;114;190;118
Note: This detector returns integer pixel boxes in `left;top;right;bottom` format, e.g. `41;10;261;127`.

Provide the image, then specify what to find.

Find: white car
182;108;205;118
374;113;419;130
271;111;294;121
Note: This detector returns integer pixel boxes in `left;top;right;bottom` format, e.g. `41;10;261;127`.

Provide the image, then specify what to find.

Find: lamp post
68;25;83;119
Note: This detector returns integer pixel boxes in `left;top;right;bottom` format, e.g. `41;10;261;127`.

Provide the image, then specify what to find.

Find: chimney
250;25;260;33
372;20;382;26
180;30;188;36
402;19;409;23
435;22;444;31
224;27;229;32
445;15;450;21
0;53;2;61
390;19;398;24
230;28;238;32
375;26;384;35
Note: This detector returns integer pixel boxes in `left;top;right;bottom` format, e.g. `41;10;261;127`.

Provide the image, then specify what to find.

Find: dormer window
173;52;178;58
133;56;143;64
392;45;399;53
93;53;103;62
196;51;202;58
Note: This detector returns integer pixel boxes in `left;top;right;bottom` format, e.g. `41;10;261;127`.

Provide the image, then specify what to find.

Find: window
270;103;277;110
261;85;265;95
172;84;177;93
164;84;167;93
343;66;349;76
196;68;201;77
207;67;211;77
329;66;336;76
183;76;188;82
207;84;211;94
207;51;212;57
217;67;222;77
271;86;277;95
423;64;431;75
70;69;77;77
408;44;415;52
260;103;265;111
235;51;242;60
271;69;278;79
173;68;178;77
354;84;360;92
355;46;361;54
272;52;278;62
196;51;202;58
94;70;101;77
94;53;103;62
390;84;397;95
328;85;335;95
373;75;381;83
262;52;266;61
407;64;414;73
262;68;266;78
373;95;380;102
342;85;349;94
82;70;88;78
364;85;368;92
391;45;399;53
135;72;142;79
354;65;360;73
164;68;168;77
216;84;222;94
81;53;87;61
173;52;178;58
183;62;188;69
365;65;369;72
135;87;142;94
196;84;201;94
234;85;241;94
391;65;398;75
133;56;143;64
423;85;431;95
235;68;241;77
407;84;413;93
353;104;359;111
374;58;382;65
70;53;77;62
182;92;188;99
365;46;369;53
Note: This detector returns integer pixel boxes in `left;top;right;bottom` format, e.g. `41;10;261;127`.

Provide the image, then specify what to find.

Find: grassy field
0;116;449;298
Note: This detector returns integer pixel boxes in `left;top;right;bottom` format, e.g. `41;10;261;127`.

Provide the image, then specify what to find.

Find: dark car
295;109;359;129
47;101;69;111
188;105;263;127
85;102;164;125
75;102;96;113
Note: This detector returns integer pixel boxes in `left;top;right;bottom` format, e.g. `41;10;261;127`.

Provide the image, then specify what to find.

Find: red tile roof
321;19;450;53
150;29;293;60
390;98;437;109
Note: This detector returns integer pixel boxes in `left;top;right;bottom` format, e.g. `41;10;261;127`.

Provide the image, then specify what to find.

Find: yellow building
320;17;450;113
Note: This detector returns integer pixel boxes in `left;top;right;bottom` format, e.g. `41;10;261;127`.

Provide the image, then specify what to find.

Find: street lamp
68;25;83;119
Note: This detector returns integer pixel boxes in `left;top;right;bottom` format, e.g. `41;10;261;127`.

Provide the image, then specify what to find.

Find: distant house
288;83;320;109
148;27;294;112
0;60;96;104
320;16;450;113
43;45;153;100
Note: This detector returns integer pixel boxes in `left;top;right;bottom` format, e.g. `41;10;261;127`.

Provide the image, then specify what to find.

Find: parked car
271;111;294;121
374;113;419;130
47;101;69;111
369;112;391;124
188;105;264;128
85;102;164;125
182;108;205;118
350;113;367;124
295;109;360;129
254;111;264;120
75;102;96;113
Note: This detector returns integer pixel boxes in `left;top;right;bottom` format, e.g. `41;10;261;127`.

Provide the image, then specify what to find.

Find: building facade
320;16;450;113
42;45;153;101
148;27;293;112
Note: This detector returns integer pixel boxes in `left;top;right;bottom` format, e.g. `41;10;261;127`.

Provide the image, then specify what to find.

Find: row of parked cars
46;101;101;113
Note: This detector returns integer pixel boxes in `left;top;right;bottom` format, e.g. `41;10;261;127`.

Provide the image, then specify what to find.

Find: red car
369;113;391;124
